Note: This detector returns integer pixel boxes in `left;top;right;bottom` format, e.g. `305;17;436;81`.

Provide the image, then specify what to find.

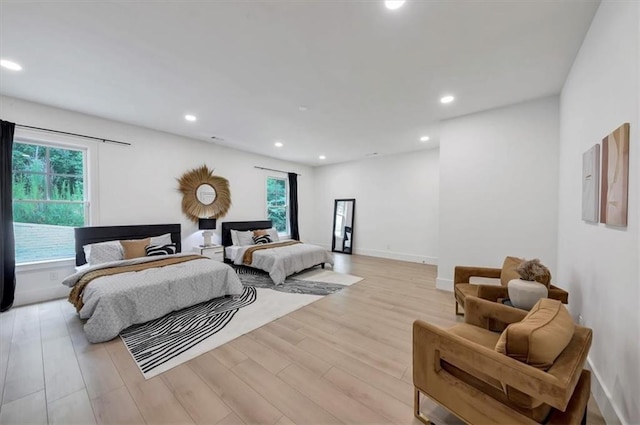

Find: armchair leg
580;407;587;425
414;388;434;425
455;301;464;316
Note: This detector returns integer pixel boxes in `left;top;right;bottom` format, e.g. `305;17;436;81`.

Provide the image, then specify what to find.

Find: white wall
310;149;439;264
437;96;560;290
1;95;315;306
558;2;639;424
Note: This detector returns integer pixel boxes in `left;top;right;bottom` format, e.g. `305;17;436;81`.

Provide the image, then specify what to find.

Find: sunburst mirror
178;165;231;223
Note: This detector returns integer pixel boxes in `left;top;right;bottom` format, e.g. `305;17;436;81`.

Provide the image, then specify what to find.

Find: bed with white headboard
221;220;333;284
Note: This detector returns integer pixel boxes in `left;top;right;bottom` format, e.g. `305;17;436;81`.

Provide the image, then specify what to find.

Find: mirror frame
331;198;355;255
178;164;231;223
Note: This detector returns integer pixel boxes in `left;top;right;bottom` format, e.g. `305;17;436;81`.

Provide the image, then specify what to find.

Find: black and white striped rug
120;267;362;378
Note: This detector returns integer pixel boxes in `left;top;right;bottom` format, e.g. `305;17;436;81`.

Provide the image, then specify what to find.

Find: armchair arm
549;285;569;304
413;319;576;412
464;296;527;329
454;266;501;284
476;285;509;302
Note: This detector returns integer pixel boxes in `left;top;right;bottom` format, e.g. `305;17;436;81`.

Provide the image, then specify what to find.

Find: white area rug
120;268;362;379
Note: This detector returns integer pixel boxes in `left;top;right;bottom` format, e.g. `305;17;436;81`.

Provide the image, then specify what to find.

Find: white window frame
13;128;99;267
264;174;290;237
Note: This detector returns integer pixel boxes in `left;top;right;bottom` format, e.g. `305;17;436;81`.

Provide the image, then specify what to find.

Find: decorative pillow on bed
83;240;124;266
145;243;177;256
149;233;173;246
236;230;256;246
120;238;151;259
267;227;280;242
253;235;272;244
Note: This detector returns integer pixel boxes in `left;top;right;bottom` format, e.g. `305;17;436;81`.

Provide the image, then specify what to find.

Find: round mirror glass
196;184;217;205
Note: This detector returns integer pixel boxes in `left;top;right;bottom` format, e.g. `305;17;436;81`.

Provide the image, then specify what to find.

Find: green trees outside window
266;176;288;234
12;141;87;263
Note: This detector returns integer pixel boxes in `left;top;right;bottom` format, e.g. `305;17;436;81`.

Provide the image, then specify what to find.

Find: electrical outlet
49;272;59;281
578;314;584;325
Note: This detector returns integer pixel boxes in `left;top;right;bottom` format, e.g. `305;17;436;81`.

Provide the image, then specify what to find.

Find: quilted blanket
62;253;244;343
233;242;333;284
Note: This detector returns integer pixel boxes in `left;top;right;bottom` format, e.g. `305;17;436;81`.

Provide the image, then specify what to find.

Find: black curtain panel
0;120;16;312
288;172;300;240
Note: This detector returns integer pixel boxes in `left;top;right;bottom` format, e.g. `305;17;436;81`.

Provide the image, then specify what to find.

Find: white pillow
267;228;280;242
236;231;256;247
83;240;124;265
150;233;173;246
230;229;240;246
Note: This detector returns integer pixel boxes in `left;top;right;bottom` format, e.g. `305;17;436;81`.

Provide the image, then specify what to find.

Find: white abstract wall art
581;144;600;223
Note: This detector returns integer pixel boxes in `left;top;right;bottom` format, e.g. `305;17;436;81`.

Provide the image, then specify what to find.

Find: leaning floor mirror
332;199;355;254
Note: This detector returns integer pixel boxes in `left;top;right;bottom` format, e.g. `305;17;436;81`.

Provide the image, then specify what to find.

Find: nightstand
193;245;224;262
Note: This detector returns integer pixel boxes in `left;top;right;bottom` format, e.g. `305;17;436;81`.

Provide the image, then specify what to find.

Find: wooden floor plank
0;309;16;405
248;327;331;376
296;337;414;407
277;364;389;424
0;389;47;425
209;344;248;369
91;386;145;425
77;347;125;400
188;353;282;425
324;366;418;424
127;376;195;425
231;359;342;425
229;335;291;375
47;388;97;425
3;304;44;404
161;364;231;425
216;412;246;425
41;335;86;403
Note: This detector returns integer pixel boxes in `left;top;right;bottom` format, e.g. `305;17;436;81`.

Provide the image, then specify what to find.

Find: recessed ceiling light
440;95;455;104
0;59;22;71
185;114;197;122
274;141;284;148
385;0;406;10
319;155;326;160
420;136;430;142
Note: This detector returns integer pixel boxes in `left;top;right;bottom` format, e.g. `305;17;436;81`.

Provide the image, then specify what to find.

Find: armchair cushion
500;256;523;286
500;256;552;287
496;298;575;370
454;283;478;302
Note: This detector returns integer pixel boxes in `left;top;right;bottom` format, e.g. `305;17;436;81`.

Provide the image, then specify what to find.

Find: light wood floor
0;254;605;425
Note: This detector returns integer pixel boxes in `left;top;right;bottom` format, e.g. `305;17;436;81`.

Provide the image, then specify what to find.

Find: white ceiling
0;0;599;166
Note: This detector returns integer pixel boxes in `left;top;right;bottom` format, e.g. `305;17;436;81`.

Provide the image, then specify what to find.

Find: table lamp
199;218;217;247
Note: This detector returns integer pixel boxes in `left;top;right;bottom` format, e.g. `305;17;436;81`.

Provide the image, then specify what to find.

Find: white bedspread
62;254;244;343
233;242;334;284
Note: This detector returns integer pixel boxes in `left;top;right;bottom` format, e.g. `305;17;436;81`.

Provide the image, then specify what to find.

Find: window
12;141;88;264
266;176;289;235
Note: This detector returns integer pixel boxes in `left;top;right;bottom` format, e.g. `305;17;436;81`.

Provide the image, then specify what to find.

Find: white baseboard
587;357;626;425
436;277;454;292
355;248;438;265
306;242;438;265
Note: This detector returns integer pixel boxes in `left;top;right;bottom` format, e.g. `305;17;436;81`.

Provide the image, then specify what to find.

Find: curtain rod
16;124;131;146
254;166;301;176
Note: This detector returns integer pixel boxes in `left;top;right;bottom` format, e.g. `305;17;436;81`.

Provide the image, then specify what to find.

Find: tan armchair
454;257;569;316
413;297;592;425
